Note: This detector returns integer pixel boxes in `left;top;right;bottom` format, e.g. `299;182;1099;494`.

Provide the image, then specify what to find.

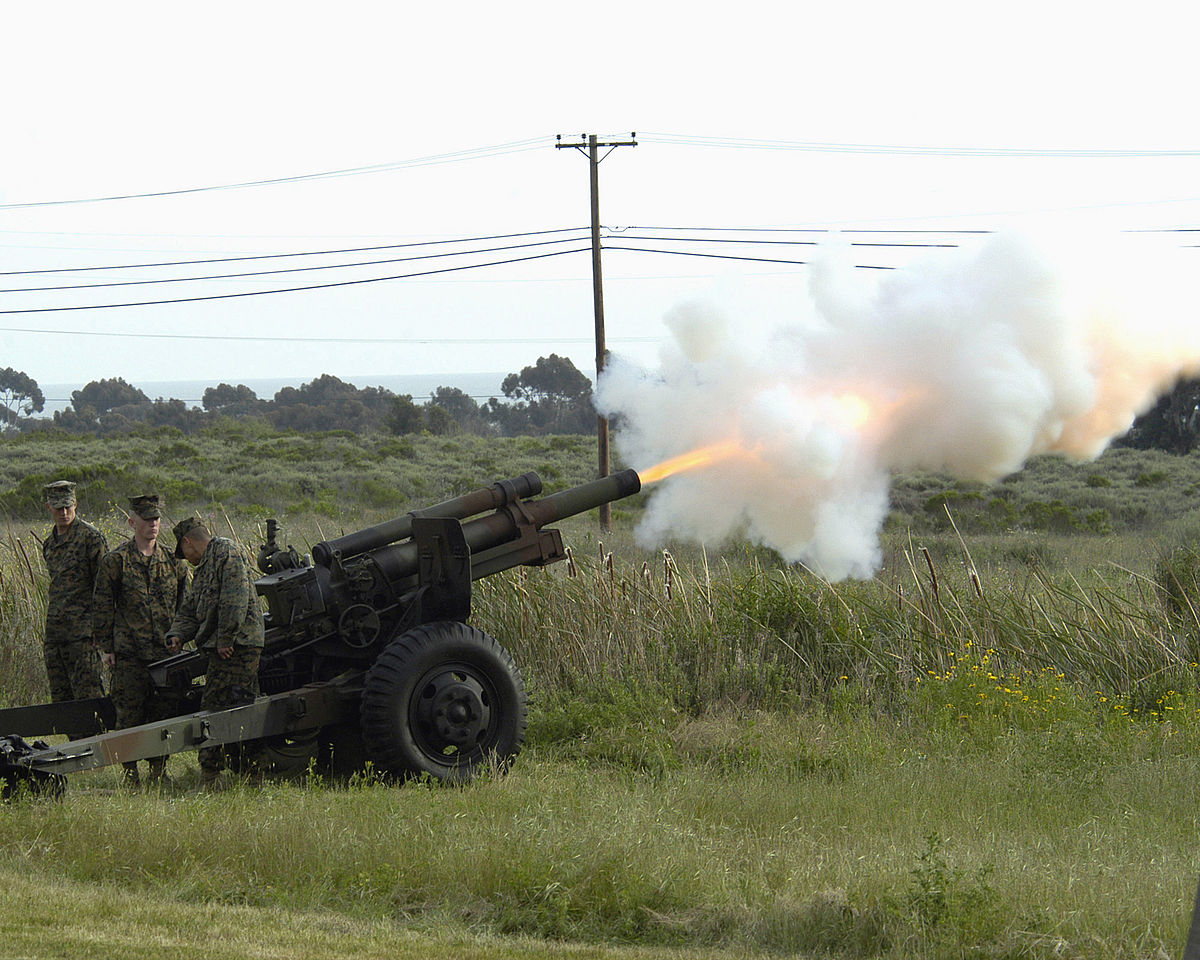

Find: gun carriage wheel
316;721;369;779
252;731;321;779
359;621;527;783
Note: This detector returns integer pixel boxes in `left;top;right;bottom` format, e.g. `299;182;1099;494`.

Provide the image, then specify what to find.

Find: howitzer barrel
312;472;542;566
371;469;641;583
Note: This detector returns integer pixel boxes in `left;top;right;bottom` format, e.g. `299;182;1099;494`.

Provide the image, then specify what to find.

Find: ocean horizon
36;372;511;417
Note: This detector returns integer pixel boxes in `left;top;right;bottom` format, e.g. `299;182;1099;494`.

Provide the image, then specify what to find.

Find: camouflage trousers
43;638;105;702
110;659;184;775
199;645;262;774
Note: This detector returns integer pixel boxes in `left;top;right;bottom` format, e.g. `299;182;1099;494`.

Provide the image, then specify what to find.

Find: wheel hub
417;672;491;750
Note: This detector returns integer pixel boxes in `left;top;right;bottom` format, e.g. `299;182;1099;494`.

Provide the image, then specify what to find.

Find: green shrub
1021;499;1077;532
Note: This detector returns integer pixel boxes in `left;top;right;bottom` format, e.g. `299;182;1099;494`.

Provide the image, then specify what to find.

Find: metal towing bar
0;674;362;796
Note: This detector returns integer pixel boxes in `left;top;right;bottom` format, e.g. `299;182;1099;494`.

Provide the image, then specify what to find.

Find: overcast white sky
2;1;1198;396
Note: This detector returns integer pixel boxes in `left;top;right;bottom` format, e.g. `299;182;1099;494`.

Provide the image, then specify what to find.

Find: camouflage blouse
42;518;107;645
168;537;265;650
93;538;189;661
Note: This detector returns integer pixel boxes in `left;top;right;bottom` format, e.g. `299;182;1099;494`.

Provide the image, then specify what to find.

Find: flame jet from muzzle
638;440;745;484
598;231;1200;580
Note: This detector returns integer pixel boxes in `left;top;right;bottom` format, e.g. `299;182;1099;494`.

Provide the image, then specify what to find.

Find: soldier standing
40;480;107;703
166;517;264;789
93;494;189;788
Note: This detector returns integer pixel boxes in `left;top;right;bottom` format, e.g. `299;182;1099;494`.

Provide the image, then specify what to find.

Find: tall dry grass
4;503;1197;726
470;531;1200;727
0;528;49;707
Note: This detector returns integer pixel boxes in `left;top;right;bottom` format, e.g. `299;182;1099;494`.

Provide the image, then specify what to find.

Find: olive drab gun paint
0;469;641;797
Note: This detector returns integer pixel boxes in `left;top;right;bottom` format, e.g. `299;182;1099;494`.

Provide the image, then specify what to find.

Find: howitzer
0;469;641;797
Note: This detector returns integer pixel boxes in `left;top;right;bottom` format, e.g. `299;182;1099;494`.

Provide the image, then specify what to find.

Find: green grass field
3;429;1200;958
2;708;1197;959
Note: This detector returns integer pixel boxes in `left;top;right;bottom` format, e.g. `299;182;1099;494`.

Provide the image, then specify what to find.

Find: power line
4;327;657;345
0;228;973;283
0;247;592;314
3;233;967;294
0;236;591;294
7;228;1193;318
9;129;1196;214
615;225;993;235
0;227;589;276
0;137;552;210
637;132;1200;158
600;245;896;270
608;232;959;249
13;222;1182;282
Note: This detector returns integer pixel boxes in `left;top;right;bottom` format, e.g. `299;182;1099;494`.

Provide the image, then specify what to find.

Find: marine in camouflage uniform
41;480;107;702
93;494;189;786
166;517;265;786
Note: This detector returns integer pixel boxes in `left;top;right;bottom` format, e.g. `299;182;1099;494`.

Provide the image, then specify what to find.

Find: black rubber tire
359;621;527;783
316;720;369;781
255;731;320;780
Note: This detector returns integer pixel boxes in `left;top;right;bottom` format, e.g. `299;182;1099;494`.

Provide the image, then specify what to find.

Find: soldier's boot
146;758;171;789
121;762;141;791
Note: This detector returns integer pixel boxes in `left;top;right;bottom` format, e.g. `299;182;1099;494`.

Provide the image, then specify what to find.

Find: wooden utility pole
556;132;637;530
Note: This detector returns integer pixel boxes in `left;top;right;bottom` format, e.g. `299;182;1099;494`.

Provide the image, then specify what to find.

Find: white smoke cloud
596;231;1200;580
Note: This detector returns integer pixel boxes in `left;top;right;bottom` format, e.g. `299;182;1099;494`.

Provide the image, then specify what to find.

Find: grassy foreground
0;874;733;960
2;698;1198;959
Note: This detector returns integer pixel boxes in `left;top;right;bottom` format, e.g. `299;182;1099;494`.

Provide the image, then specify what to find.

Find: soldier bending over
166;517;265;789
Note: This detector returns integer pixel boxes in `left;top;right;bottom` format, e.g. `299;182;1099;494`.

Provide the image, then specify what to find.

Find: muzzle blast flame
638;440;745;484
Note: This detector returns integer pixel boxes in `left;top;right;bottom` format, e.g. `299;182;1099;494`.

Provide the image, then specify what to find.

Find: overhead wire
601;245;895;270
0;235;920;306
9;131;1199;215
5;230;1195;342
3;326;655;345
0;236;593;294
0;136;551;210
5;225;1196;315
0;227;969;301
637;132;1200;159
0;227;966;292
0;227;590;276
0;246;593;314
606;232;959;248
614;225;994;235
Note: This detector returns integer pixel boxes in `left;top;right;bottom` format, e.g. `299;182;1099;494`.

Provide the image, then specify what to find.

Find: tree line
0;355;597;438
7;359;1200;453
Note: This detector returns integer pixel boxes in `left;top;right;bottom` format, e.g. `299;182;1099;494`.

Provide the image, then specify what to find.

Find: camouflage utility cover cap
172;516;208;558
129;494;164;519
43;480;77;507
